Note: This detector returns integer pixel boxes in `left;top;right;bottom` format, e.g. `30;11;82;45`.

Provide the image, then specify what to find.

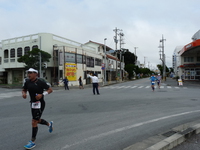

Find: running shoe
49;121;53;133
24;141;36;149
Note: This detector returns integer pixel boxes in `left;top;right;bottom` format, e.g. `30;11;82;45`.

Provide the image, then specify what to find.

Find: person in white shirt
156;74;162;88
87;73;100;95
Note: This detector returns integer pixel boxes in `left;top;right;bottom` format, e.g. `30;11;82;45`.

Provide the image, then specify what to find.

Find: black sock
32;127;38;142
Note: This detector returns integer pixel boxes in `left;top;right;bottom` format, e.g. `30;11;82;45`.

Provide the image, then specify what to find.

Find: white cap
27;68;38;73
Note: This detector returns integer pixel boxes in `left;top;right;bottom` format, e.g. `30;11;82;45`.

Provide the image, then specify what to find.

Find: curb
145;123;200;150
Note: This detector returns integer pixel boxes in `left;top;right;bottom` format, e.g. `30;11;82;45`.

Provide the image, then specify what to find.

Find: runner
150;73;157;91
156;74;162;88
22;68;53;149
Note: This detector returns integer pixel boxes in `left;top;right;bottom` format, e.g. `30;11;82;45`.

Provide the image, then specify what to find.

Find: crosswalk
0;91;23;100
102;85;188;89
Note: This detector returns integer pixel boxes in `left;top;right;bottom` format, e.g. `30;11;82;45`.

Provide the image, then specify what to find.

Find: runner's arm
22;89;27;99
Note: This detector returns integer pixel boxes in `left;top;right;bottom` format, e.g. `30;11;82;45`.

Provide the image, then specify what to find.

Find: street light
104;38;107;85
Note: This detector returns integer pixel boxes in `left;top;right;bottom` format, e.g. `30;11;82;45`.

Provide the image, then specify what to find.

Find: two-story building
0;33;122;86
173;30;200;80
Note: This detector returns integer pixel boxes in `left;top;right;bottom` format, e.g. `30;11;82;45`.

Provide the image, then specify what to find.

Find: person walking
22;68;53;149
156;74;162;88
87;73;100;95
150;73;157;91
78;76;84;89
63;77;69;90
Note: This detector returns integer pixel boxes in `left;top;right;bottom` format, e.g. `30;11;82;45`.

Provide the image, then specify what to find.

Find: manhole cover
162;130;177;137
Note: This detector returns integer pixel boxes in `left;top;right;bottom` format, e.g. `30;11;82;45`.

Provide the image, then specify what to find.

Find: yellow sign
178;79;183;86
65;63;77;81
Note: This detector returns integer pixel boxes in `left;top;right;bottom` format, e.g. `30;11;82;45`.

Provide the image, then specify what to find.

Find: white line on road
124;86;131;88
61;110;200;149
131;86;137;88
138;86;144;88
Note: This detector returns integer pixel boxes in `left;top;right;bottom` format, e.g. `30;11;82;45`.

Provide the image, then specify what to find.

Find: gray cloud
0;0;199;68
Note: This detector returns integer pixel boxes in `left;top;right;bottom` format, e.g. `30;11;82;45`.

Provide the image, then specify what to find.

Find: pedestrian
87;73;100;95
156;74;162;88
150;73;157;91
63;77;69;90
22;68;53;149
78;76;84;89
181;74;184;82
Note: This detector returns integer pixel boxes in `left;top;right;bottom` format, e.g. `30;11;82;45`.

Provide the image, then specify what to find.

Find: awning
179;39;200;56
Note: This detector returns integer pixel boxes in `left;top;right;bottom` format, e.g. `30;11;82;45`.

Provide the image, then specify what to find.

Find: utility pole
119;31;124;81
39;36;42;78
134;47;138;65
144;57;146;68
104;38;107;85
113;27;122;81
159;35;166;81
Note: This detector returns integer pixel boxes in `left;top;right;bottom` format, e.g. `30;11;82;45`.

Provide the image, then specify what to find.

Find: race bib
151;82;155;84
32;101;41;109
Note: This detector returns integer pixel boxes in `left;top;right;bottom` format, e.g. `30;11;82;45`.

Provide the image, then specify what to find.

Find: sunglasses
28;72;36;74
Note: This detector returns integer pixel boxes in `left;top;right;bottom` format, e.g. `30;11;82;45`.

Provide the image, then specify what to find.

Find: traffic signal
43;62;47;68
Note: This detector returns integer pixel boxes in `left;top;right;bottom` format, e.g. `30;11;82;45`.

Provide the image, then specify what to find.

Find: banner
65;63;77;81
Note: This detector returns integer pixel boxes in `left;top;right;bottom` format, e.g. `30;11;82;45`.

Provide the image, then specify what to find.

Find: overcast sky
0;0;199;69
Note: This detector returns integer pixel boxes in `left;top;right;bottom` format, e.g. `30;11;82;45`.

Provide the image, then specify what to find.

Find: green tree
18;48;51;70
157;64;169;75
124;64;135;79
123;51;137;65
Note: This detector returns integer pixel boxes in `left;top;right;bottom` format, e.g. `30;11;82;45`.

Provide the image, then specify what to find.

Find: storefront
178;38;200;80
182;68;200;80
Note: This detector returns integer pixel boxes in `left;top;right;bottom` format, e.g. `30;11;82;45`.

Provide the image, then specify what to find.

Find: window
32;45;38;49
86;56;94;67
10;48;15;58
4;49;8;58
17;47;22;57
82;55;86;64
197;56;200;62
184;57;194;62
65;52;75;63
24;46;30;55
77;54;83;64
95;58;102;66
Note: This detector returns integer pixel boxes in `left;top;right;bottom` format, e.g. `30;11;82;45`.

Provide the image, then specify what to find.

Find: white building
173;30;200;80
0;33;122;86
85;40;123;82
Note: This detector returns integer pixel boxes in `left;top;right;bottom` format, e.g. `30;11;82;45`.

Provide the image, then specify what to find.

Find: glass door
184;69;190;80
190;70;195;80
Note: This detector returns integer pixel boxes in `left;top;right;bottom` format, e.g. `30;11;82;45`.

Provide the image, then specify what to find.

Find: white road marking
61;110;200;149
0;91;22;99
131;86;137;88
124;86;131;88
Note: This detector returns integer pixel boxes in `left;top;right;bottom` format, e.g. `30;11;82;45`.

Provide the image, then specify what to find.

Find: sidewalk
163;77;200;88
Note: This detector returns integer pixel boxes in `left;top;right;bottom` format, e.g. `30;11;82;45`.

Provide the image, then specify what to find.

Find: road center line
61;110;200;149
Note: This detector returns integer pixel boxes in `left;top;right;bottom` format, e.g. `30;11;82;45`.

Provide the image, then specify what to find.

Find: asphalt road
1;78;200;150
